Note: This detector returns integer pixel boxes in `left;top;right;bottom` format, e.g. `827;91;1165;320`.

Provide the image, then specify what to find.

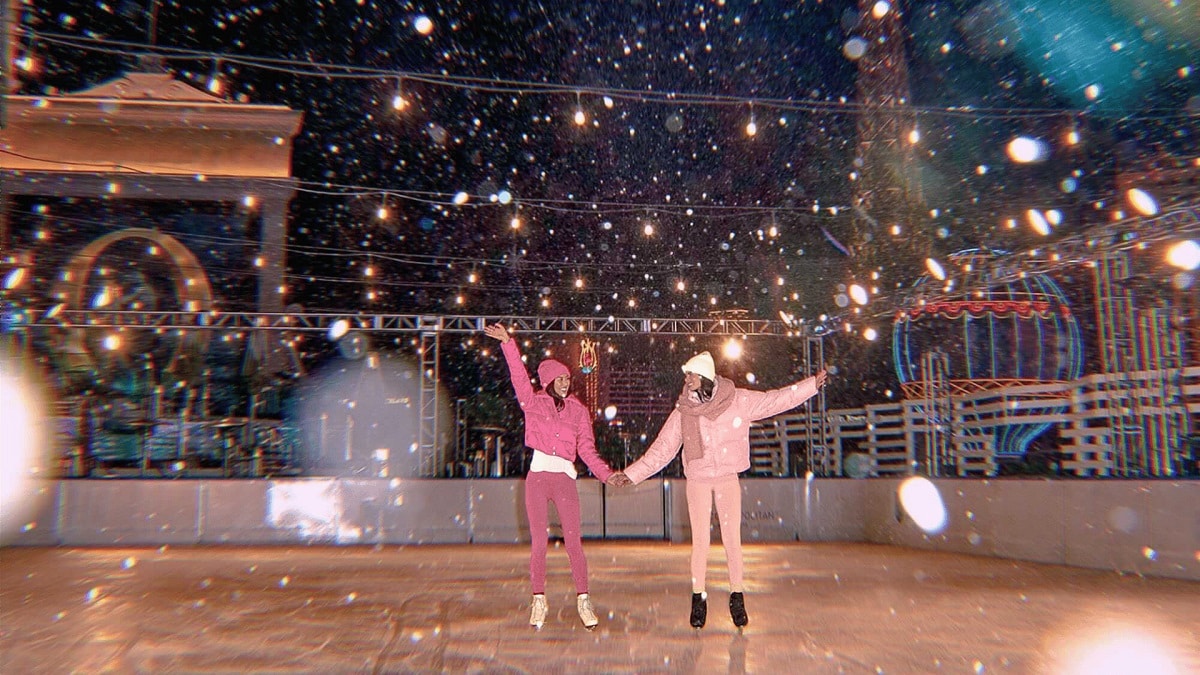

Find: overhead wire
18;28;1195;122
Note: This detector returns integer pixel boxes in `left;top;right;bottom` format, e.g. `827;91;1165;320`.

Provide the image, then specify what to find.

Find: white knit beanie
681;351;716;381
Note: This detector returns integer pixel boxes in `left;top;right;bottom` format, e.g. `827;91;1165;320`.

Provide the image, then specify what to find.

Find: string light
206;58;223;95
16;52;38;74
391;78;408;111
22;28;1191;122
1126;188;1159;217
573;92;586;126
744;103;757;137
1027;209;1051;236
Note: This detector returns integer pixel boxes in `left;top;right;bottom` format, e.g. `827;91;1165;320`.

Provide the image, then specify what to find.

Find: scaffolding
27;309;801;477
1093;251;1191;476
917;349;954;477
802;335;830;476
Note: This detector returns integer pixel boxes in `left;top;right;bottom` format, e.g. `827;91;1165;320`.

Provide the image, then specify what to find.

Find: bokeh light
0;354;51;544
1006;136;1049;163
1165;240;1200;271
1126;188;1159;217
897;476;948;534
722;338;743;360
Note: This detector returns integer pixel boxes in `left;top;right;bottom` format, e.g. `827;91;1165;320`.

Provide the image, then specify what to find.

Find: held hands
606;472;632;487
483;323;511;343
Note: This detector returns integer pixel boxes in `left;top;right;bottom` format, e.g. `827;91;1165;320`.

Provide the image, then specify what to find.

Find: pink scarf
677;375;736;462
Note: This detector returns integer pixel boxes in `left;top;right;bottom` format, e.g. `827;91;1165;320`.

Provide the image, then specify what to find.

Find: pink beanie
537;359;571;387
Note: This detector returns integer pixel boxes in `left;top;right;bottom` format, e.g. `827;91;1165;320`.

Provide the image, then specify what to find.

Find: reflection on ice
1051;622;1186;675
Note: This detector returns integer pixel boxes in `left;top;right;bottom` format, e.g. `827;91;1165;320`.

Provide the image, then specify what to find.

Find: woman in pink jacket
484;323;623;631
617;351;826;630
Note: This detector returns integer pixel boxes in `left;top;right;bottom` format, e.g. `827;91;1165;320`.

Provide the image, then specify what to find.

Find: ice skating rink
2;542;1198;674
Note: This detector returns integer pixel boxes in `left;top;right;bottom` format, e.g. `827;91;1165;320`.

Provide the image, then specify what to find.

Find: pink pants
686;474;744;593
525;471;589;595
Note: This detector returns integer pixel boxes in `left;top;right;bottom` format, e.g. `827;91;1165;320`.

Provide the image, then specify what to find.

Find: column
257;195;289;315
257;194;290;376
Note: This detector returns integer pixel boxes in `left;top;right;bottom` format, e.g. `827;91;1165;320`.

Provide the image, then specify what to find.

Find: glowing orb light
327;319;350;341
1006;136;1048;163
1166;240;1200;271
1126;188;1159;217
0;355;51;544
722;338;743;360
925;257;947;281
843;37;869;60
1052;626;1184;675
897;476;948;534
849;284;870;306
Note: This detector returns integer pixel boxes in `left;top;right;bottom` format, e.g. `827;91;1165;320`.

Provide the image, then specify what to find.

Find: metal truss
26;310;801;337
891;204;1200;311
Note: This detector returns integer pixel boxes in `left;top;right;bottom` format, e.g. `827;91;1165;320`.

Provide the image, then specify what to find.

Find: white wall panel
604;479;667;539
10;478;1196;581
58;481;201;545
467;479;526;544
796;479;870;542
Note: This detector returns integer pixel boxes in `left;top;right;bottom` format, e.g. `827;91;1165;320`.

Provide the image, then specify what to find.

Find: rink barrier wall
6;478;1197;580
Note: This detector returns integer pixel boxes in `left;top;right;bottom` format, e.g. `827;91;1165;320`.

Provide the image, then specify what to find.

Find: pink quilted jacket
500;340;613;482
624;376;819;483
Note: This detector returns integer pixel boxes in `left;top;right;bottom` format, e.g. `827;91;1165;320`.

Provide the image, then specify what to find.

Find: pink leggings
686;474;744;593
525;471;588;595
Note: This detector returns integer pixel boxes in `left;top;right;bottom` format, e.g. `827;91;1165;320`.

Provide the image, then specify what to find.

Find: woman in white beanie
614;351;826;629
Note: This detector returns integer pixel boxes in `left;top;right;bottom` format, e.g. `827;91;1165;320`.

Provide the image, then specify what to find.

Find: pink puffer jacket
500;340;613;482
624;376;819;483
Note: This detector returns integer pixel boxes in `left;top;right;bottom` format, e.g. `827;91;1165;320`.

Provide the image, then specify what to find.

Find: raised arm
740;370;827;422
485;324;535;407
623;410;684;484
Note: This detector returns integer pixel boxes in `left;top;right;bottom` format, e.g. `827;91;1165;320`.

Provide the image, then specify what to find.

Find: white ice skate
530;594;548;630
577;593;599;630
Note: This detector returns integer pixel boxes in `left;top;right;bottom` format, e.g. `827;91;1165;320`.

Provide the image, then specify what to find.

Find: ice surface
3;542;1198;673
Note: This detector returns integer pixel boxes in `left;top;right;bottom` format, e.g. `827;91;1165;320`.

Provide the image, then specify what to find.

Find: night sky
10;0;1199;409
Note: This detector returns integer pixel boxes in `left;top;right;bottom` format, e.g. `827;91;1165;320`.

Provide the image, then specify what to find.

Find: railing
45;366;1199;479
749;366;1199;478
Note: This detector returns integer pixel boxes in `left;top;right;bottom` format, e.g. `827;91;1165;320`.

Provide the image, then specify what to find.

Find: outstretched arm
484;324;534;407
623;410;684;484
741;369;828;422
574;413;614;483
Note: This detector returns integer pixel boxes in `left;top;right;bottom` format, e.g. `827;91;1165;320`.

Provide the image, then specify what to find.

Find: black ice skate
690;591;707;628
729;592;748;629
